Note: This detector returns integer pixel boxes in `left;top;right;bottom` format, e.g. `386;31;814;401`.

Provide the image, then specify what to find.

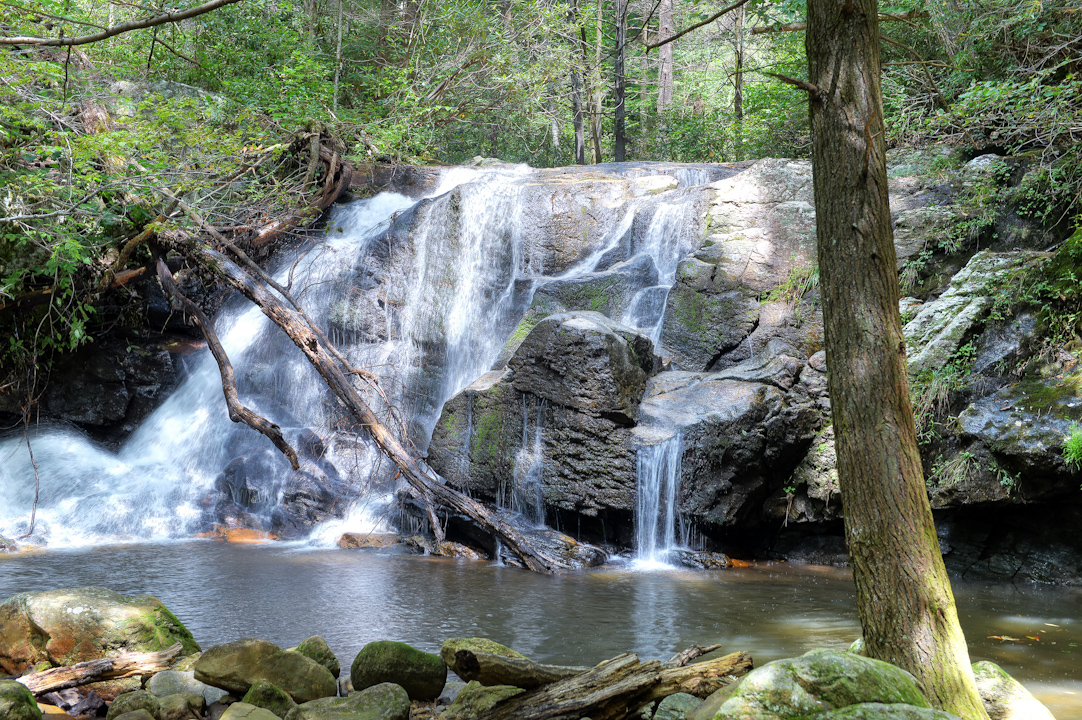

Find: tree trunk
591;0;604;162
18;643;183;695
614;0;628;161
804;0;990;718
657;0;674;115
333;0;344;110
569;0;586;165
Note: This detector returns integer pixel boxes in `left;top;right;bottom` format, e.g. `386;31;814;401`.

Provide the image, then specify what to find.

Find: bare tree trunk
333;0;344;110
591;0;604;162
614;0;628;161
657;0;674;115
805;0;990;717
569;0;586;164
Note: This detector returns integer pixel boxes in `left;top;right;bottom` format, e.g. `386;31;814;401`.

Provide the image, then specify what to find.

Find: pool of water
1;542;1079;717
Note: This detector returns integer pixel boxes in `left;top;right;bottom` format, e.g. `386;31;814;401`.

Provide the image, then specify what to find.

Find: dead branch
764;72;821;100
17;643;183;695
750;9;928;34
0;0;244;46
154;254;300;470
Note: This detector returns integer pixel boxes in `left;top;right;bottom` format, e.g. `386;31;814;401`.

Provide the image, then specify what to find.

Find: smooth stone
220;702;281;720
106;690;160;720
157;692;205;720
147;669;228;705
194;639;337;704
284;682;410;720
972;660;1055;720
652;692;700;720
351;641;446;702
292;637;341;680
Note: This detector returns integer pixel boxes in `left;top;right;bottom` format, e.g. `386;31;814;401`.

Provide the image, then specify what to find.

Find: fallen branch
448;649;589;689
0;0;244;46
17;642;184;695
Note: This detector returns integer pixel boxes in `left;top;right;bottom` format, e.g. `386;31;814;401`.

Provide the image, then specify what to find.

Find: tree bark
657;0;674;115
590;0;604;162
804;0;989;718
614;0;628;161
17;643;183;695
569;0;586;164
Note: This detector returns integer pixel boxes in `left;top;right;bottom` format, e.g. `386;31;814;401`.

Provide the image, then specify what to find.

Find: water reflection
1;543;1078;718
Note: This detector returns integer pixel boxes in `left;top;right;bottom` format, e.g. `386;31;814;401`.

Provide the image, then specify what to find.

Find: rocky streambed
0;587;1059;720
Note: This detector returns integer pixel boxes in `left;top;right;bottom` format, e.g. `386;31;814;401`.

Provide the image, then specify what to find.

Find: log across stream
1;542;1079;717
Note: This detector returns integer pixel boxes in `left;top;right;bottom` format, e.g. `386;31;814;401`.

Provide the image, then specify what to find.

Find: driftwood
470;650;753;720
17;642;183;695
158;236;570;574
450;648;589;689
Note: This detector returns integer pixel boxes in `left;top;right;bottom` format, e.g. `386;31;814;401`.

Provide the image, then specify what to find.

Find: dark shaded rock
194;639;337;704
509;311;658;424
533;253;660;320
293;637;340;680
350;641;446;702
284;682;410;720
0;679;42;720
972;313;1038;376
0;587;199;676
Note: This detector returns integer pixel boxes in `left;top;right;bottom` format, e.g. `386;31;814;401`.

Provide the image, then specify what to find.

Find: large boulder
146;670;229;705
0;679;42;720
284;682;410;720
972;660;1055;720
194;639;337;704
0;587;200;676
350;641;446;702
695;649;930;719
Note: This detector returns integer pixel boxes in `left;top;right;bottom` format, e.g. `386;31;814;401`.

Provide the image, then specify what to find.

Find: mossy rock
0;587;200;676
703;649;929;719
653;692;700;720
292;637;340;679
106;690;160;720
350;641;447;702
972;660;1055;720
242;679;297;718
0;679;42;720
439;638;526;669
194;639;337;704
442;681;524;720
284;682;410;720
156;692;205;720
812;703;963;719
219;702;282;720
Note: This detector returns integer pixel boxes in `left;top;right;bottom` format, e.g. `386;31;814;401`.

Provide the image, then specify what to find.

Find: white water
633;433;684;569
0;165;711;549
506;394;546;526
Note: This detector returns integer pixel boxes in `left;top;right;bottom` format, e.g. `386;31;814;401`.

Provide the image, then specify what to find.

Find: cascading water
0;163;719;549
633;433;684;568
506;394;546;526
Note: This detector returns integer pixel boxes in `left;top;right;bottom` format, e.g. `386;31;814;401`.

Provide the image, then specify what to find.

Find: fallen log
471;650;752;720
17;642;183;695
449;648;589;689
158;237;570;574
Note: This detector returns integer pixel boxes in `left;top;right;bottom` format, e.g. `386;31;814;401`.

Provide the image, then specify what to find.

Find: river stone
440;638;526;670
146;670;228;704
0;679;42;720
284;682;410;720
972;661;1055;720
194;639;337;704
106;690;160;720
442;681;524;720
0;587;200;676
220;702;281;720
113;711;158;720
704;649;929;719
653;692;700;720
293;637;341;679
242;679;297;718
350;641;446;701
508;311;657;424
157;692;205;720
810;703;963;719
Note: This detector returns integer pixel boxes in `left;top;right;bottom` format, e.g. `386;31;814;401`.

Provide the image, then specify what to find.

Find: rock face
0;587;200;675
350;641;447;702
194;639;338;704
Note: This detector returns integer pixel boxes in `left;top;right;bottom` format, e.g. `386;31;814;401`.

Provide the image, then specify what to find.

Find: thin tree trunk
333;0;344;110
569;0;586;164
804;0;990;717
591;0;604;162
657;0;673;115
614;0;628;161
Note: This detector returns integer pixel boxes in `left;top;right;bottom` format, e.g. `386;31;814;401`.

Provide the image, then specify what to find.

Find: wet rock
533;253;660;321
337;533;400;550
350;641;446;702
653;692;700;720
284;682;410;720
811;704;963;719
767;425;841;525
0;679;42;720
509;311;658;424
670;550;731;569
194;639;337;704
242;679;296;718
292;637;340;680
404;536;488;560
904;251;1040;375
0;587;199;677
495;523;608;569
0;534;15;552
699;649;929;719
972;313;1038;376
147;670;229;705
106;690;160;720
710;340;806;391
972;660;1054;720
157;692;205;720
442;681;524;720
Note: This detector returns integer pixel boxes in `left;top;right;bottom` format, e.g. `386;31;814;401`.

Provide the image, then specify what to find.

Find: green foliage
766;264;819;305
1063;424;1082;473
910;342;978;445
927;450;977;489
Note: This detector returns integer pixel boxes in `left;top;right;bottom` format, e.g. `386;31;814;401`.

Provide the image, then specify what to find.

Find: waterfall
0;163;713;548
634;433;683;567
507;394;546;526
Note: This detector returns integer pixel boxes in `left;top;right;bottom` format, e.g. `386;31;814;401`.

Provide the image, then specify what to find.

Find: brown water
1;542;1079;717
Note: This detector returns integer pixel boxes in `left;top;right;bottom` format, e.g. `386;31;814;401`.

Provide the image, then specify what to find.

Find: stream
1;543;1079;717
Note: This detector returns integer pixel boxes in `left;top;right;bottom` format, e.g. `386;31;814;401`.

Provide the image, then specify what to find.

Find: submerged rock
350;640;447;702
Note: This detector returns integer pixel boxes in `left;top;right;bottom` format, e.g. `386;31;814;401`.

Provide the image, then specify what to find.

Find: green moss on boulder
0;679;42;720
194;639;337;704
350;640;446;702
242;679;297;718
442;681;524;720
292;637;340;679
106;690;160;720
284;682;410;720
